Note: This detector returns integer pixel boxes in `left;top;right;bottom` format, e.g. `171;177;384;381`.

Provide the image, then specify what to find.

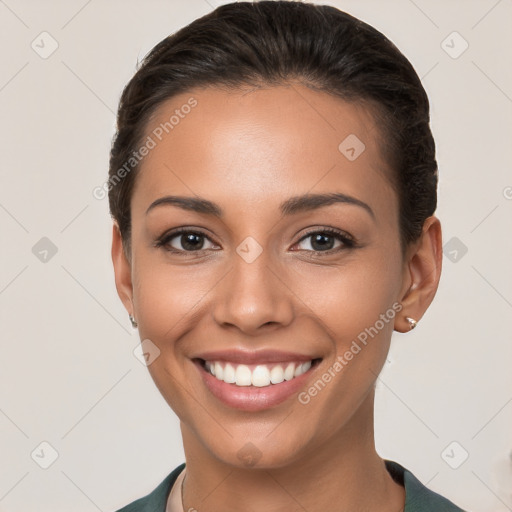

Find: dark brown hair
108;1;437;258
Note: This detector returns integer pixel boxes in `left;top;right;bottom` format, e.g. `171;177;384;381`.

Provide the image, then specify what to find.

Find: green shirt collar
116;459;466;511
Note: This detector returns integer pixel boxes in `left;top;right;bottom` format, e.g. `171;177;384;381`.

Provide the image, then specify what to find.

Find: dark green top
115;459;467;511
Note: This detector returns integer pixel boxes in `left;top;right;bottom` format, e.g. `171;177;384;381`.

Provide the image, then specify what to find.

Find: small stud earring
405;317;417;331
129;314;138;328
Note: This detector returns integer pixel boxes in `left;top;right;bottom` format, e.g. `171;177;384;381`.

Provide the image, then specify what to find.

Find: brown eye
156;229;219;254
294;228;355;254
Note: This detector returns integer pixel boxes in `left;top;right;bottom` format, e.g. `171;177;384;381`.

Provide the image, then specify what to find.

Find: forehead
131;83;396;221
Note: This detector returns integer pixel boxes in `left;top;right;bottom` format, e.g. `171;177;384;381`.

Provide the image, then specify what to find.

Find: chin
204;434;308;470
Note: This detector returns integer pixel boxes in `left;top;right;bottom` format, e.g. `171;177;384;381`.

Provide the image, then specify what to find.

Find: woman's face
117;83;413;468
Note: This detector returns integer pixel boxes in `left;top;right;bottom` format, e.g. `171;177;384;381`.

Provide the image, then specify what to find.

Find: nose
212;248;294;336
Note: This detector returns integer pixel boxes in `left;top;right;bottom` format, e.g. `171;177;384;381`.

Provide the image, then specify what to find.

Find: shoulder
385;459;468;512
114;462;185;512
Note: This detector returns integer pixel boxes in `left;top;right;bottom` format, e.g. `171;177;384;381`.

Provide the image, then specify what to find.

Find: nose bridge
213;237;294;333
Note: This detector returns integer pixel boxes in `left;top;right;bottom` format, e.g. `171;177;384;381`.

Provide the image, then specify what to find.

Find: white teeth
235;365;252;386
223;363;236;383
294;360;312;377
251;365;270;387
204;360;315;388
214;362;224;380
284;362;295;381
270;365;285;384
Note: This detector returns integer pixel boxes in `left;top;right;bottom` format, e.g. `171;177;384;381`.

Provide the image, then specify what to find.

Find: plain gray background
0;0;511;510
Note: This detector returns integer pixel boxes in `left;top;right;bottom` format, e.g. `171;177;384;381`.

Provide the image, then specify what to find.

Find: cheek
131;253;215;340
292;251;401;346
130;255;205;416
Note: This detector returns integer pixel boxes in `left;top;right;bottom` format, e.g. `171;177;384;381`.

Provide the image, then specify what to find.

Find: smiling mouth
194;357;322;388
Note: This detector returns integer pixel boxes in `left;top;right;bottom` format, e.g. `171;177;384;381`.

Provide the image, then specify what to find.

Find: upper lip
192;349;321;365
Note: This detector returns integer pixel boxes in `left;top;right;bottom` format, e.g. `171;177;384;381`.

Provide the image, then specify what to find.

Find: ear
395;215;443;333
111;222;134;317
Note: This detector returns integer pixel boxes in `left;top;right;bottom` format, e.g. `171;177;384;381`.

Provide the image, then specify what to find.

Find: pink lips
192;348;319;365
193;356;321;412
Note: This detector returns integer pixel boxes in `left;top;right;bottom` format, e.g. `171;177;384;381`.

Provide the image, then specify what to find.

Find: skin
112;82;442;512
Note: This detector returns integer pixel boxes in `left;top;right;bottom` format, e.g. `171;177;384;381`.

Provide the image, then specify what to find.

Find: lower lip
193;359;321;412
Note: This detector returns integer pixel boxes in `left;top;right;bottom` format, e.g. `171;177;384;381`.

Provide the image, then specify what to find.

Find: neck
180;389;405;512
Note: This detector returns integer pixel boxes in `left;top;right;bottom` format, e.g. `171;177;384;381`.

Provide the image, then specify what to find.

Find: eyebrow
145;192;375;220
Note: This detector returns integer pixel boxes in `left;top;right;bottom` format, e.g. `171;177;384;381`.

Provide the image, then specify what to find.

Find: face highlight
117;83;410;469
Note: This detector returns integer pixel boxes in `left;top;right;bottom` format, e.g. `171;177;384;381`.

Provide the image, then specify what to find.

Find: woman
109;2;467;511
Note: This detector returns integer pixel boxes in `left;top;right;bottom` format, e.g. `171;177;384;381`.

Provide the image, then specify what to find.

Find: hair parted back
108;0;437;258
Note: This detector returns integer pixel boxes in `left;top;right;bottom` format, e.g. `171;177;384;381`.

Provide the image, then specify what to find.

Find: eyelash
154;226;356;256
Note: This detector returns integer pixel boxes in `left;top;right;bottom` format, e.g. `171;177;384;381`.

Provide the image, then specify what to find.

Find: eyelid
153;226;218;254
297;226;355;244
292;226;356;254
